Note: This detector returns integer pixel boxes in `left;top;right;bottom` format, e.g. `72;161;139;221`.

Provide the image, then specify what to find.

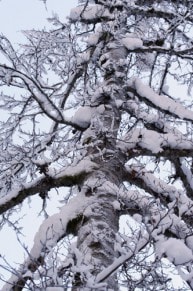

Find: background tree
1;0;193;289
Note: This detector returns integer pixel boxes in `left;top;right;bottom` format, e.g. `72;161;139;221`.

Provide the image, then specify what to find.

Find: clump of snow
112;200;121;210
186;236;193;251
121;35;143;50
77;51;91;65
115;99;124;108
156;238;193;265
82;127;96;145
71;106;93;128
96;104;105;114
133;213;142;223
70;105;105;129
87;32;101;46
69;5;114;22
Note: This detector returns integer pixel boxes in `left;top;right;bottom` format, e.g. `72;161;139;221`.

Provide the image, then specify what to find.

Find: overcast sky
0;0;77;44
0;0;77;287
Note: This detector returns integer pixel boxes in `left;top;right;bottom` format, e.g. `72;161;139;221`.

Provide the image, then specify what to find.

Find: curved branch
95;230;149;285
171;158;193;199
2;192;96;291
117;127;193;158
129;6;193;25
0;159;99;215
126;78;193;122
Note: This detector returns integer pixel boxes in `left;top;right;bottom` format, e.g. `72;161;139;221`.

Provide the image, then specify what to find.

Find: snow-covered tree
1;0;193;289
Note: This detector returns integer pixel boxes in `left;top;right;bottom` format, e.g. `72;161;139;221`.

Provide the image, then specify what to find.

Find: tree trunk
72;168;120;290
72;55;125;289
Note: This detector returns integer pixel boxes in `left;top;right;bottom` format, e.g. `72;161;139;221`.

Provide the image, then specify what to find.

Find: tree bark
72;168;120;290
72;36;125;288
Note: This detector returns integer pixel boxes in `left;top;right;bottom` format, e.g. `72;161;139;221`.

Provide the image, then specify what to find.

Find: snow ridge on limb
69;4;114;23
117;126;193;156
127;78;193;122
0;158;99;215
2;192;96;291
124;163;193;216
0;64;64;123
0;64;87;129
95;229;149;286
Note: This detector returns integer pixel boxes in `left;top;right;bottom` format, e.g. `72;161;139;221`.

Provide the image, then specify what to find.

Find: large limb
2;191;96;291
123;163;193;216
126;78;193;123
117;126;193;158
0;159;98;215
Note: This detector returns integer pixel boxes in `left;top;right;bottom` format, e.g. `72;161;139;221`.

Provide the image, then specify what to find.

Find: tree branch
2;192;96;291
0;159;99;215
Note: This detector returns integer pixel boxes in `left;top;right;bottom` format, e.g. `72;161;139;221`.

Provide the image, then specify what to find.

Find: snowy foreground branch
127;78;193;123
124;164;193;216
0;159;98;215
2;191;96;291
95;230;149;285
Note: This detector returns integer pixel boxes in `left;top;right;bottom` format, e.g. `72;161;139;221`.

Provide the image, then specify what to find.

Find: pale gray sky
0;0;77;43
0;0;77;287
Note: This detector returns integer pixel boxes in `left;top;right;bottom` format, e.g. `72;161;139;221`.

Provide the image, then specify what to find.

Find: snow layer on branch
0;159;98;210
123;99;185;136
69;5;113;22
71;106;93;128
2;158;99;291
54;158;99;179
29;159;98;257
30;193;95;259
118;127;193;154
125;164;193;218
0;177;44;207
131;78;193;121
70;105;105;129
156;238;193;265
87;32;101;46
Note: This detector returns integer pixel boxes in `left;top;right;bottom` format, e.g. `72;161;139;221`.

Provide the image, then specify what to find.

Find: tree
1;0;193;289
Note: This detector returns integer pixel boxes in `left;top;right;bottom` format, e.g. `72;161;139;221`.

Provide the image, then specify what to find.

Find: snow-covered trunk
72;97;124;289
72;72;125;290
70;6;128;285
72;168;121;290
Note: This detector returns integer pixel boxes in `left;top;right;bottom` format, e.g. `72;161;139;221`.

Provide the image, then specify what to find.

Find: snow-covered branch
124;164;193;217
1;0;193;289
127;78;193;123
0;159;99;215
171;158;193;199
117;126;193;157
95;229;149;285
2;192;96;291
69;4;115;24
